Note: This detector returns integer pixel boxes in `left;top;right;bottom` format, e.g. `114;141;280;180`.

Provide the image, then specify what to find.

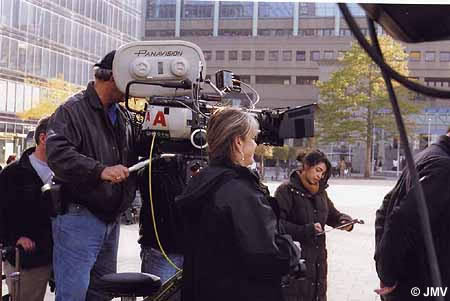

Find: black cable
338;3;450;100
365;15;443;299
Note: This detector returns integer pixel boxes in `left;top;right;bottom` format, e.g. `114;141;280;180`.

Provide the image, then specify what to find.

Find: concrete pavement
2;178;396;300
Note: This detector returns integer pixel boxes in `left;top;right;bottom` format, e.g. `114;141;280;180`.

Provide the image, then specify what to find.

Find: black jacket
375;135;450;300
138;156;185;253
176;161;300;301
0;147;53;269
275;171;352;301
46;82;139;223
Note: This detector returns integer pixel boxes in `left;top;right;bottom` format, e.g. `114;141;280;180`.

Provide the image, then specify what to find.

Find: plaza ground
2;178;395;300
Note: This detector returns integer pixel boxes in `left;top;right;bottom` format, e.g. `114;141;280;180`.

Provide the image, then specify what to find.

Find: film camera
112;40;316;158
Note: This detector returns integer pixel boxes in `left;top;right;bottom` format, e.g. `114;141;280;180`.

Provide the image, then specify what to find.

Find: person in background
0;117;53;301
374;127;450;300
176;107;301;301
275;150;354;301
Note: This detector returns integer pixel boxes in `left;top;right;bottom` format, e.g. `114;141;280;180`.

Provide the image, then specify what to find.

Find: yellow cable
148;133;182;272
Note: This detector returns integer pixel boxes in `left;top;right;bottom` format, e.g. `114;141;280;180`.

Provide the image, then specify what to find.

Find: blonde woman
176;108;300;301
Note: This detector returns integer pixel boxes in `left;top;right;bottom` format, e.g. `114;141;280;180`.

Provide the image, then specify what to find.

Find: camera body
112;40;316;157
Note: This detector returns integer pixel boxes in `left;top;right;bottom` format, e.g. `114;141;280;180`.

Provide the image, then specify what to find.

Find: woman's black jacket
275;171;352;301
176;161;300;301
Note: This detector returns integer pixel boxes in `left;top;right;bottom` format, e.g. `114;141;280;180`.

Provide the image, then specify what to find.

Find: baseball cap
93;50;116;70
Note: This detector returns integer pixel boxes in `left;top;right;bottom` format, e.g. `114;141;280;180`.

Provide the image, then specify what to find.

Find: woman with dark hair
275;149;354;301
176;107;301;301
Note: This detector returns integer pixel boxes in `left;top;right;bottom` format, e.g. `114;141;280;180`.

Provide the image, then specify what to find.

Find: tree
316;35;421;178
18;75;82;120
254;144;272;179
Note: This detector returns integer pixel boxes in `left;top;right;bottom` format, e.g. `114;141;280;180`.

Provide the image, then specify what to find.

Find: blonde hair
207;107;258;162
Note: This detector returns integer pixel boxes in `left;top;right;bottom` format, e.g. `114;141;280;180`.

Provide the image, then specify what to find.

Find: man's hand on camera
17;237;35;252
101;165;130;183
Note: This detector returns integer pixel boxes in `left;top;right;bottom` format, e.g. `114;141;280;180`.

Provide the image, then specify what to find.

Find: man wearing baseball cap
46;50;141;301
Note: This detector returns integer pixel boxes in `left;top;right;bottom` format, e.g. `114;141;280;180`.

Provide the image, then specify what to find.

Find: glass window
216;51;225;61
347;3;365;16
229;50;238;61
50;51;57;78
34;47;42;77
90;29;96;54
85;0;92;19
15;84;24;113
242;50;251;61
203;50;212;61
11;0;19;29
64;55;70;81
147;0;176;19
338;51;346;60
269;50;279;61
255;50;265;61
24;84;32;111
440;52;450;62
282;50;292;61
0;81;7;111
324;51;334;59
296;76;318;85
182;1;212;19
65;20;72;46
76;60;82;85
9;39;18;70
44;11;51;40
1;0;13;27
7;81;16;112
78;25;84;50
32;86;40;108
26;45;35;74
220;2;253;18
255;75;291;85
0;37;10;68
296;51;306;61
51;14;58;42
92;0;98;21
42;49;49;78
18;44;27;72
259;3;293;18
19;1;28;32
311;51;320;61
425;51;435;62
28;5;37;35
409;51;421;62
314;3;336;17
70;58;76;84
57;53;63;78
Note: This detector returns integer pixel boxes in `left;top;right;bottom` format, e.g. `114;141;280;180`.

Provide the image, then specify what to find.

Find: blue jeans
140;247;183;283
52;204;120;301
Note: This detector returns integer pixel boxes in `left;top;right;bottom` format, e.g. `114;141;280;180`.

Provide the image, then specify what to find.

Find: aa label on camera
411;287;448;297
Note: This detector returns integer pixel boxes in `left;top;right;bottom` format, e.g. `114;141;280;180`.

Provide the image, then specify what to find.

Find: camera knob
130;58;151;78
171;58;189;77
190;128;208;149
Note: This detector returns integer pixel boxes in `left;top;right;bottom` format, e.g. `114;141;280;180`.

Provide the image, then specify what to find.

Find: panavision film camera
112;40;317;155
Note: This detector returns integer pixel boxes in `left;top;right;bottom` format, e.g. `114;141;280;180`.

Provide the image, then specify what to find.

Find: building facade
144;0;450;173
0;0;143;164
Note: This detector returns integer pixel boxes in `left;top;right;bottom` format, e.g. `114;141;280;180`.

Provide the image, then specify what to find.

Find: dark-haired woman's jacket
275;171;352;301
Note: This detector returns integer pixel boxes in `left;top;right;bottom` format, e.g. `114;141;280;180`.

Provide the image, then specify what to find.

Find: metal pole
427;117;432;146
396;140;400;177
